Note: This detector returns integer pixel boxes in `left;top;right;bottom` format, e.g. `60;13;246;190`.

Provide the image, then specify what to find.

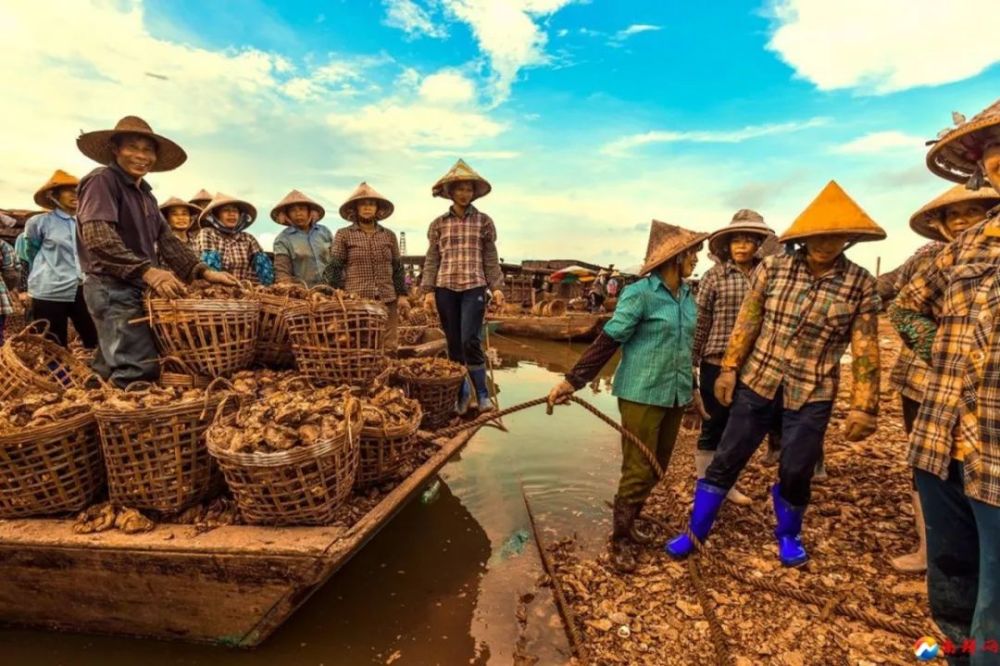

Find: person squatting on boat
547;221;709;573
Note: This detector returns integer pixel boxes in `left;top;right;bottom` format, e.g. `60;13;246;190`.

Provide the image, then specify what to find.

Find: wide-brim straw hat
76;116;187;172
909;184;1000;241
339;182;394;222
158;196;203;217
432;159;491;200
708;209;774;258
189;189;213;205
926;99;1000;184
271;189;326;224
33;169;79;209
198;192;257;226
779;180;886;244
639;220;709;276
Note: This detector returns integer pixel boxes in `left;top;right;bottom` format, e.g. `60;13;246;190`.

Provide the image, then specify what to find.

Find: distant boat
488;313;609;342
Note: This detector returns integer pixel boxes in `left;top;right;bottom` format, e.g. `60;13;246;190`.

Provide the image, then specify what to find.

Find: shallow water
0;336;623;665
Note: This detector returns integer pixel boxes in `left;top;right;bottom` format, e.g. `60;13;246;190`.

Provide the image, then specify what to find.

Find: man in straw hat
324;182;408;350
884;183;1000;576
668;180;884;567
421;159;505;413
21;169;98;349
75;115;239;387
691;209;774;506
890;99;1000;658
195;193;274;285
271;189;332;288
548;221;709;572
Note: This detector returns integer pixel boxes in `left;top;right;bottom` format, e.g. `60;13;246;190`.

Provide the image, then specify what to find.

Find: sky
1;0;999;275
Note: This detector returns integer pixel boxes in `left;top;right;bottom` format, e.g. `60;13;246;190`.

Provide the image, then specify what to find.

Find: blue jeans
916;461;1000;666
705;384;831;506
434;287;486;367
83;275;159;388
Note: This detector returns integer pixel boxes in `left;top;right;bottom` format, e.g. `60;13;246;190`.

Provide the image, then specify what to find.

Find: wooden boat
0;427;478;647
489;313;610;342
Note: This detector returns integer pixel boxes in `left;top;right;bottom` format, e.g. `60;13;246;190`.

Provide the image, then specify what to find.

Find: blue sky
2;0;999;273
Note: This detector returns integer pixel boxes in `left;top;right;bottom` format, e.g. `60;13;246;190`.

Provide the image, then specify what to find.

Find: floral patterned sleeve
720;261;768;371
849;282;881;414
889;244;952;365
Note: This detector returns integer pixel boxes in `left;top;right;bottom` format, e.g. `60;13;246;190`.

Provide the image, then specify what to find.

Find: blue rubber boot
468;366;494;412
455;375;473;416
772;484;809;567
665;480;727;559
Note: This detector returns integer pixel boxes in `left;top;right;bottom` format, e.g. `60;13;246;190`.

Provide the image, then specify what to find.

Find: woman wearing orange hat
548;221;709;572
195;193;274;285
668;181;884;568
158;197;201;249
271;189;332;288
886;184;1000;575
22;170;98;349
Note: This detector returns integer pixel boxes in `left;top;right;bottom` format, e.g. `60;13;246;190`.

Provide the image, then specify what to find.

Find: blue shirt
603;273;696;408
24;208;83;302
273;224;333;288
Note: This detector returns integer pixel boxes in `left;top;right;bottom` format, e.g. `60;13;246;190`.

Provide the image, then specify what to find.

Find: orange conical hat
639;220;709;276
33;169;79;209
432;159;491;200
270;189;326;223
339;182;394;222
779;181;886;243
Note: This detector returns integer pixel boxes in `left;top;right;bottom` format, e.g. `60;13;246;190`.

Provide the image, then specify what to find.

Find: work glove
423;291;436;312
547;379;575;412
491;289;506;308
714;369;737;407
397;296;411;318
203;269;241;287
843;410;877;442
144;267;187;299
682;390;711;431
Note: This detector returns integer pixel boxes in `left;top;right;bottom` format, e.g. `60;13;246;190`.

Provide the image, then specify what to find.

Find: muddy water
0;336;624;666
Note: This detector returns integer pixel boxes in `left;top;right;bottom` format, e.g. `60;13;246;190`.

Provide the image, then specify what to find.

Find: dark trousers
434;287;486;367
916;461;1000;666
30;286;99;348
901;394;921;434
83;276;159;388
618;398;685;504
698;362;783;453
0;314;5;346
705;384;832;506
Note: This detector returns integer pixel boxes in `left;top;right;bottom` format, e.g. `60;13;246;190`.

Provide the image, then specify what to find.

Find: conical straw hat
270;189;326;224
779;181;886;243
708;209;774;258
339;182;394;222
926;99;1000;184
639;220;709;276
158;196;202;216
198;193;257;227
432;159;491;200
76;116;186;172
909;184;1000;241
189;189;213;205
33;169;79;209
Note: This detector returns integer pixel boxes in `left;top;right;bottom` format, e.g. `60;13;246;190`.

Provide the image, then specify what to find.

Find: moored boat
488;313;609;342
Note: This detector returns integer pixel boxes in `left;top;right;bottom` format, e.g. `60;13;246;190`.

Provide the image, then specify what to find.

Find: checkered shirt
726;251;880;410
194;228;264;283
421;205;503;292
693;261;755;365
328;223;405;303
888;242;943;402
892;214;1000;507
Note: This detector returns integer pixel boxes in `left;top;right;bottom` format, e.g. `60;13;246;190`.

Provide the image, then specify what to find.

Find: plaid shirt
891;214;1000;507
888;242;943;402
194;228;265;284
421;205;503;293
80;220;204;284
693;260;756;365
724;251;880;411
326;223;406;303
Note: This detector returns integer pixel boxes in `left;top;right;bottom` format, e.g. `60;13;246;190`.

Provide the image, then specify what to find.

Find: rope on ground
522;484;589;665
687;555;733;666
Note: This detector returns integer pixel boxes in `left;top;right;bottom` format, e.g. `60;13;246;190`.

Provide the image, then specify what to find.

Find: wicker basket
147;296;259;377
284;295;388;387
95;381;228;514
207;394;362;525
398;325;427;347
0;325;96;401
0;411;105;518
159;355;211;389
356;403;423;488
397;362;466;430
253;291;299;368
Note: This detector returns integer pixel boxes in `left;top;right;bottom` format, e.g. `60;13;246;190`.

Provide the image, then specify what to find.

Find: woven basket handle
200;376;235;419
11;319;51;342
159;355;197;376
210;392;243;428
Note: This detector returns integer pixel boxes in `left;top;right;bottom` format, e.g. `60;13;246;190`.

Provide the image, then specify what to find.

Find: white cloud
831;131;925;155
610;23;662;45
419;70;477;104
383;0;448;39
326;103;505;151
767;0;1000;93
602;117;829;155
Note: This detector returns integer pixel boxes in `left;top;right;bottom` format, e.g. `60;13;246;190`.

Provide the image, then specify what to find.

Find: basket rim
360;403;423;438
0;410;96;446
398;368;466;384
95;390;226;420
284;300;388;317
208;414;362;466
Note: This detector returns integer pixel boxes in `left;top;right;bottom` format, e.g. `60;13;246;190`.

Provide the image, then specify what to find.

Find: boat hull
489;314;609;342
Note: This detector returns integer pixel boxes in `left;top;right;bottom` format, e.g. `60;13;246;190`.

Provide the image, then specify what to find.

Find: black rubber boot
610;497;638;573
